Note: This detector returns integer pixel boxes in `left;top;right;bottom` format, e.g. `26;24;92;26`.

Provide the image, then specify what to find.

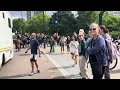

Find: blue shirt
87;35;108;66
30;39;40;54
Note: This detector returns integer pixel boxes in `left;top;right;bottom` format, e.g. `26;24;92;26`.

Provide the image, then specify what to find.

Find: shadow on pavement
111;69;120;74
51;74;82;79
0;74;30;79
44;52;51;54
50;53;64;55
48;65;73;70
19;54;31;56
44;53;62;55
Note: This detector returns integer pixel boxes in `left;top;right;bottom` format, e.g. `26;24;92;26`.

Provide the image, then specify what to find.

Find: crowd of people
13;22;120;79
13;32;31;52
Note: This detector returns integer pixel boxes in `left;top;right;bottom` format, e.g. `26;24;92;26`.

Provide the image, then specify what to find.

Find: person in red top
17;38;22;52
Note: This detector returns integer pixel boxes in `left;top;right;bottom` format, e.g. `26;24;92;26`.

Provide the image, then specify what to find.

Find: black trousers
90;62;105;79
67;44;70;52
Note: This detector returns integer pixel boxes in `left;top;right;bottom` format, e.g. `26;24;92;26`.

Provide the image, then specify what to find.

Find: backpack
105;40;117;63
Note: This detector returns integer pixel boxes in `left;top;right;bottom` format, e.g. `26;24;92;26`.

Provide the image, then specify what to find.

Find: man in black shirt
25;33;41;75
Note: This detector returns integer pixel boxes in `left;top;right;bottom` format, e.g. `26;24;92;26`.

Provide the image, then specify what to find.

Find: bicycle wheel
109;58;118;70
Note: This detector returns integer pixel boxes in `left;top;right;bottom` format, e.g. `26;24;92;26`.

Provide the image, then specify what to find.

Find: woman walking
59;36;66;54
69;35;79;67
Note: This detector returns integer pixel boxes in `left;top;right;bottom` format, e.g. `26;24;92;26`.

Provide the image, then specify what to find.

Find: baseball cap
79;29;84;35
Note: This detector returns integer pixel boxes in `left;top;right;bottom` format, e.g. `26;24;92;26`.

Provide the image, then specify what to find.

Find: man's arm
87;37;105;54
25;46;31;53
36;40;41;57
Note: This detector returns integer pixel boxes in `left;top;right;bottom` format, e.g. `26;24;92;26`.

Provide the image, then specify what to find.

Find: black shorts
30;54;37;61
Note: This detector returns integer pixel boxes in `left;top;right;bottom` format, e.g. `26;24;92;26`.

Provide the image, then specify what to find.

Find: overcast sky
10;11;77;20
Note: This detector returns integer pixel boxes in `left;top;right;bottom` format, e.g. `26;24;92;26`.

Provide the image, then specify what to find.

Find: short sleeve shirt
30;39;40;54
70;41;79;53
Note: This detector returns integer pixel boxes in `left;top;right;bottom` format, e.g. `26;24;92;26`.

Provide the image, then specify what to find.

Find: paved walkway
41;45;92;79
0;47;63;79
42;45;120;79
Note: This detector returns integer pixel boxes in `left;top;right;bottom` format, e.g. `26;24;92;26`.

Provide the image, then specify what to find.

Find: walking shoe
79;72;82;76
34;70;40;74
37;70;40;73
29;71;35;76
72;64;76;67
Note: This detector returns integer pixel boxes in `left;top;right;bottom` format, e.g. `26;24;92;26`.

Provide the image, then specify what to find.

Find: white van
0;11;13;69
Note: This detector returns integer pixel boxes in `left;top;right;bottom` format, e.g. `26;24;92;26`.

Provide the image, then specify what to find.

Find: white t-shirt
69;41;79;55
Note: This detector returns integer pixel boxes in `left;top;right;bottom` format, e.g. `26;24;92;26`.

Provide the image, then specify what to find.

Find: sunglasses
79;35;84;37
89;28;96;31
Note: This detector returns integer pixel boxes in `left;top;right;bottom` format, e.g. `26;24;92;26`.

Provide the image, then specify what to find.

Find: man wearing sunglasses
78;29;89;79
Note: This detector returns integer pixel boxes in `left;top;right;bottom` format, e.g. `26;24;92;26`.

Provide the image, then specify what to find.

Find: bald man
25;33;41;75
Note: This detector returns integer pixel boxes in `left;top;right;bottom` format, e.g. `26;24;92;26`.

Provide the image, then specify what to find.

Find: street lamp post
43;11;45;33
54;13;58;33
43;11;46;49
99;11;105;25
21;11;23;35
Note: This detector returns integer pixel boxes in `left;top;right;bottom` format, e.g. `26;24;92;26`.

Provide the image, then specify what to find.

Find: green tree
110;31;120;38
49;11;78;36
12;18;26;34
77;11;99;33
102;11;120;32
26;13;50;34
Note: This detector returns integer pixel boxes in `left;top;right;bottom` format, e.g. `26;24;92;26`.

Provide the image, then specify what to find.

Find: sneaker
37;70;40;73
72;64;75;67
29;71;35;76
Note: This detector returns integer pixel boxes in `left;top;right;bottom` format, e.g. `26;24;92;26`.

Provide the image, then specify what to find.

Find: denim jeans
52;45;55;53
90;62;103;79
50;45;55;53
67;44;70;52
61;43;64;52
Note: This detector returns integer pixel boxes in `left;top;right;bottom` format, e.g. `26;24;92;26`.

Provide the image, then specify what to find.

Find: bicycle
109;57;118;70
109;43;120;70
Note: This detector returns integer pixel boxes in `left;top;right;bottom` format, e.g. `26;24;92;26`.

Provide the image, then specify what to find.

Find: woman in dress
69;35;79;67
